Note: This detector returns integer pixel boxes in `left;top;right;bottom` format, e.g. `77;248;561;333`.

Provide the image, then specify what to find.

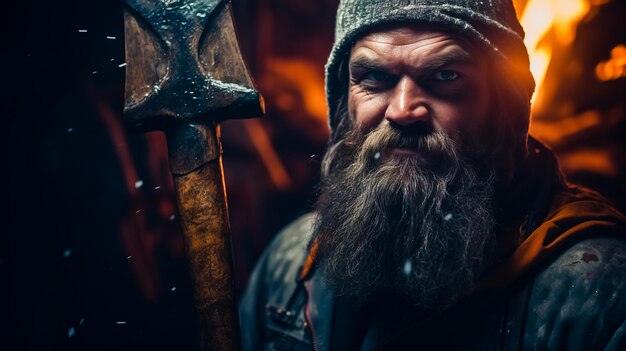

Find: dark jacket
239;144;626;351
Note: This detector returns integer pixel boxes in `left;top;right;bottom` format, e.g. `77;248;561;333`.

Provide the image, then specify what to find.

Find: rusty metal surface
121;0;264;349
123;0;263;132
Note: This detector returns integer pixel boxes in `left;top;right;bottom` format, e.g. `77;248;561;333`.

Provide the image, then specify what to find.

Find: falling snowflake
403;260;412;276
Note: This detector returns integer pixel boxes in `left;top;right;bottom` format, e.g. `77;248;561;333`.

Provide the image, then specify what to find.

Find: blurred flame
264;58;328;124
240;58;330;191
517;0;621;179
558;148;617;177
244;119;293;191
519;0;590;103
534;110;602;145
596;45;626;81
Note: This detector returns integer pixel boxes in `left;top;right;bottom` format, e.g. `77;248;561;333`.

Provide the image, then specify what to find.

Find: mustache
347;124;459;171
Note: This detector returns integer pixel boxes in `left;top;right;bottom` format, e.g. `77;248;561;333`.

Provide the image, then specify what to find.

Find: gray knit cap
325;0;535;142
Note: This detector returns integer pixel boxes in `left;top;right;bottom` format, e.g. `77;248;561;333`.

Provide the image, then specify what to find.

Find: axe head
122;0;264;132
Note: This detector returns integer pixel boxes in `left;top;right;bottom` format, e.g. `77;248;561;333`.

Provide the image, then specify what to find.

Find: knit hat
325;0;535;143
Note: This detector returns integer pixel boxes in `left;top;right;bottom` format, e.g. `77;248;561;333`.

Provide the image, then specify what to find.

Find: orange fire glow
596;44;626;81
518;0;591;105
515;0;621;178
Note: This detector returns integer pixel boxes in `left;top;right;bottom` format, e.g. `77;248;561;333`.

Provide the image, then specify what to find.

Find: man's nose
384;77;430;126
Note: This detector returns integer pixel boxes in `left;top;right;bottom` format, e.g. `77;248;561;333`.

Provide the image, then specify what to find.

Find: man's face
348;26;491;152
313;25;498;310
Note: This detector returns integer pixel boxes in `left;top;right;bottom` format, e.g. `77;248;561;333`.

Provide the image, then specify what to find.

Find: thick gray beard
313;124;496;311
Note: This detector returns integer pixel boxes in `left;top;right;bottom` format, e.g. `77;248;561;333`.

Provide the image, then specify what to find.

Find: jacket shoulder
263;212;315;278
239;213;316;350
525;237;626;351
243;212;315;302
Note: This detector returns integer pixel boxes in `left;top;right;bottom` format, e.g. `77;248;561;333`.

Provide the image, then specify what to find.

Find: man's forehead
349;24;478;69
364;25;448;41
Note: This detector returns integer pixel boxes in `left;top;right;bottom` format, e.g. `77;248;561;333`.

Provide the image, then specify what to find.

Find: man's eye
356;70;395;91
362;70;393;83
434;70;459;81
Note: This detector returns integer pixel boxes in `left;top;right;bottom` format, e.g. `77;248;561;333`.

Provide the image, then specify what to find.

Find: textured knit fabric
325;0;536;142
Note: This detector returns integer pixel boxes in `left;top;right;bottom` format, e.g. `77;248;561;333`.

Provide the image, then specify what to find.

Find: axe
121;0;264;349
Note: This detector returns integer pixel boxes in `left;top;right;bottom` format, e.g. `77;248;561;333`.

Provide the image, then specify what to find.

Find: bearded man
239;0;626;350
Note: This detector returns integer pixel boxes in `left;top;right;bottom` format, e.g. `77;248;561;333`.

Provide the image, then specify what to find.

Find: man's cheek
354;100;387;129
350;87;383;117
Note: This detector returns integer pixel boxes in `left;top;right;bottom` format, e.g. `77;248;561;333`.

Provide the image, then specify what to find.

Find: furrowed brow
349;57;388;73
418;49;474;73
349;49;475;76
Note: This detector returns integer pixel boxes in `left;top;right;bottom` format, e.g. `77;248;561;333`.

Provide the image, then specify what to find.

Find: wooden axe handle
168;122;240;351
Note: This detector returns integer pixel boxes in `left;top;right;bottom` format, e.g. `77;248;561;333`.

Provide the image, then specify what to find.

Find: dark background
4;0;625;350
